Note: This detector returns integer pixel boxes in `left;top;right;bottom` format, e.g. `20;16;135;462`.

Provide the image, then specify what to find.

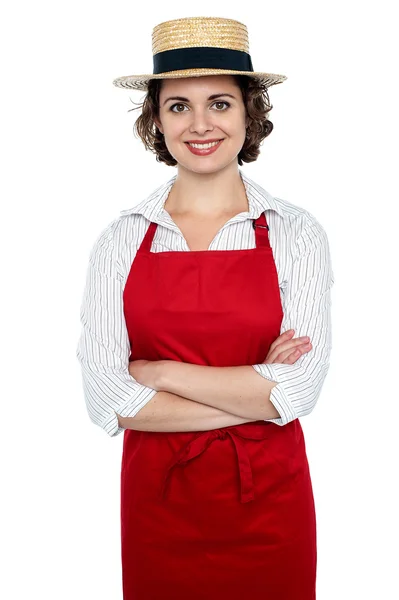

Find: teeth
188;140;221;149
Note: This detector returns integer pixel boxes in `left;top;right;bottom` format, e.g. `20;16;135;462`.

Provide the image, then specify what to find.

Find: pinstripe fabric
76;169;334;437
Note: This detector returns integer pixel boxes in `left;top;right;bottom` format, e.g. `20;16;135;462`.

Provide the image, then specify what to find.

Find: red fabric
121;212;317;599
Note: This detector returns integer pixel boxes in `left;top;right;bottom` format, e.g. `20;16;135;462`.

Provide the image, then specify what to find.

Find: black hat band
153;46;254;74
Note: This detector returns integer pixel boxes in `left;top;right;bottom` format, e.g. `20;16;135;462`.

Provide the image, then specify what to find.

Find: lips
185;139;224;156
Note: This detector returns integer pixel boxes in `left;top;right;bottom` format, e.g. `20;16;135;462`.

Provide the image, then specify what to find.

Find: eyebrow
162;93;237;107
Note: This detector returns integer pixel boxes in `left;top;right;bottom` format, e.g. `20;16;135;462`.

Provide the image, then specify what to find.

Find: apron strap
252;212;271;249
138;220;158;253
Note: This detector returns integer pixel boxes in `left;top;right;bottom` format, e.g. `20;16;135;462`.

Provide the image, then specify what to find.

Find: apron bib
121;212;317;599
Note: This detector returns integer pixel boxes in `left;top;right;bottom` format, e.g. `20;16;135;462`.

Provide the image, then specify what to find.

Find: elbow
101;410;126;437
297;329;332;400
79;382;125;438
263;358;332;424
297;403;316;419
296;365;331;419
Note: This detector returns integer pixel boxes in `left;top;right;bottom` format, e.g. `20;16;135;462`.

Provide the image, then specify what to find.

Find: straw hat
112;16;287;91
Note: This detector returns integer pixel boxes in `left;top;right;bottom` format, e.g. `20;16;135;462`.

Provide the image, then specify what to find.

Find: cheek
228;126;247;143
165;121;188;140
222;117;246;135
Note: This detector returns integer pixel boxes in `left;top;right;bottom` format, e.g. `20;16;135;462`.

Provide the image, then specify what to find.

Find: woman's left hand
128;359;164;391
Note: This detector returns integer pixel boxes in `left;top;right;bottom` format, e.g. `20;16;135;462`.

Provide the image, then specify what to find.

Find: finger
266;338;310;363
267;329;295;353
279;344;312;363
282;348;306;364
265;343;312;364
266;334;299;361
281;349;300;364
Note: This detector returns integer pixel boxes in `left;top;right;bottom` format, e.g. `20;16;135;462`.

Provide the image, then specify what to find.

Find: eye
170;103;188;113
169;101;231;113
213;101;230;110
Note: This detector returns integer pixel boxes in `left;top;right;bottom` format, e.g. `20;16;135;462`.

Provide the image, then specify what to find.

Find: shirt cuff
101;386;158;437
252;364;298;425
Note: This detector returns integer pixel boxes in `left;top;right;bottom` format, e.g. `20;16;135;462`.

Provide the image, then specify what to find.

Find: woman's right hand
263;330;312;364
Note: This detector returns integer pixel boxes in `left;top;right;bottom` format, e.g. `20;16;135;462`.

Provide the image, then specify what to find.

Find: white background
1;1;398;598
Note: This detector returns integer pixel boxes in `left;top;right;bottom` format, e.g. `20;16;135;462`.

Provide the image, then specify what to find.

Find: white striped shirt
76;169;334;437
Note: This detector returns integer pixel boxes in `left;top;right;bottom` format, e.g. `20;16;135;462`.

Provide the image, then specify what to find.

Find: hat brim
112;68;287;91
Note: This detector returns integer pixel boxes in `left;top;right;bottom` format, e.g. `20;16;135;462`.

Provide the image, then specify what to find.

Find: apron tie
160;425;270;504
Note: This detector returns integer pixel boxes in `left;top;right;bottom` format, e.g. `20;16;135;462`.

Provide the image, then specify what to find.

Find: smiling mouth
185;140;224;149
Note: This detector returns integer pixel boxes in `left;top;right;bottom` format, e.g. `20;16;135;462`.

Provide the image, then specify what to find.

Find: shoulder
263;193;334;285
93;180;161;253
249;175;324;227
243;172;332;271
246;174;330;249
273;195;330;254
267;193;333;282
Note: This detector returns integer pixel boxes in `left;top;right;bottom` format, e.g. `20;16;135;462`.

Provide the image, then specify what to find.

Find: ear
153;117;163;134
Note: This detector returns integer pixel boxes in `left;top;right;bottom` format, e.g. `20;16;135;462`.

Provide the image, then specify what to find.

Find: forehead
159;75;239;96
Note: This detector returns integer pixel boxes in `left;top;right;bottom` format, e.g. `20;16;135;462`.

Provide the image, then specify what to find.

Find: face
154;75;249;174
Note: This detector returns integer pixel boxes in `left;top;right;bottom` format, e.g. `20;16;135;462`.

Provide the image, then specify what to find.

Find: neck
164;163;249;218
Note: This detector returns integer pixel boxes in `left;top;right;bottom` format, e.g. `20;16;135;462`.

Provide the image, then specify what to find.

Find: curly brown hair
128;75;274;167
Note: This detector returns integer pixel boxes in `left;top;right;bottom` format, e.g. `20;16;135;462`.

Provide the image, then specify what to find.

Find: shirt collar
119;169;284;223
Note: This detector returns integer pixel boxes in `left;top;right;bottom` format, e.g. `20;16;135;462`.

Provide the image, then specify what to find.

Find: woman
76;16;334;600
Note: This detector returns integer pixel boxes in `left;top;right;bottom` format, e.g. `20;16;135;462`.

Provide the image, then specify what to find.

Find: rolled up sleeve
76;219;157;437
252;217;334;425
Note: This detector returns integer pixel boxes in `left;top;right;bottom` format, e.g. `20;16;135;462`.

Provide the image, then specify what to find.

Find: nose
189;108;215;136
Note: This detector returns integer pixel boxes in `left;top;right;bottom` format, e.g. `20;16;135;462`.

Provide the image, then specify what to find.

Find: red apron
121;211;317;599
